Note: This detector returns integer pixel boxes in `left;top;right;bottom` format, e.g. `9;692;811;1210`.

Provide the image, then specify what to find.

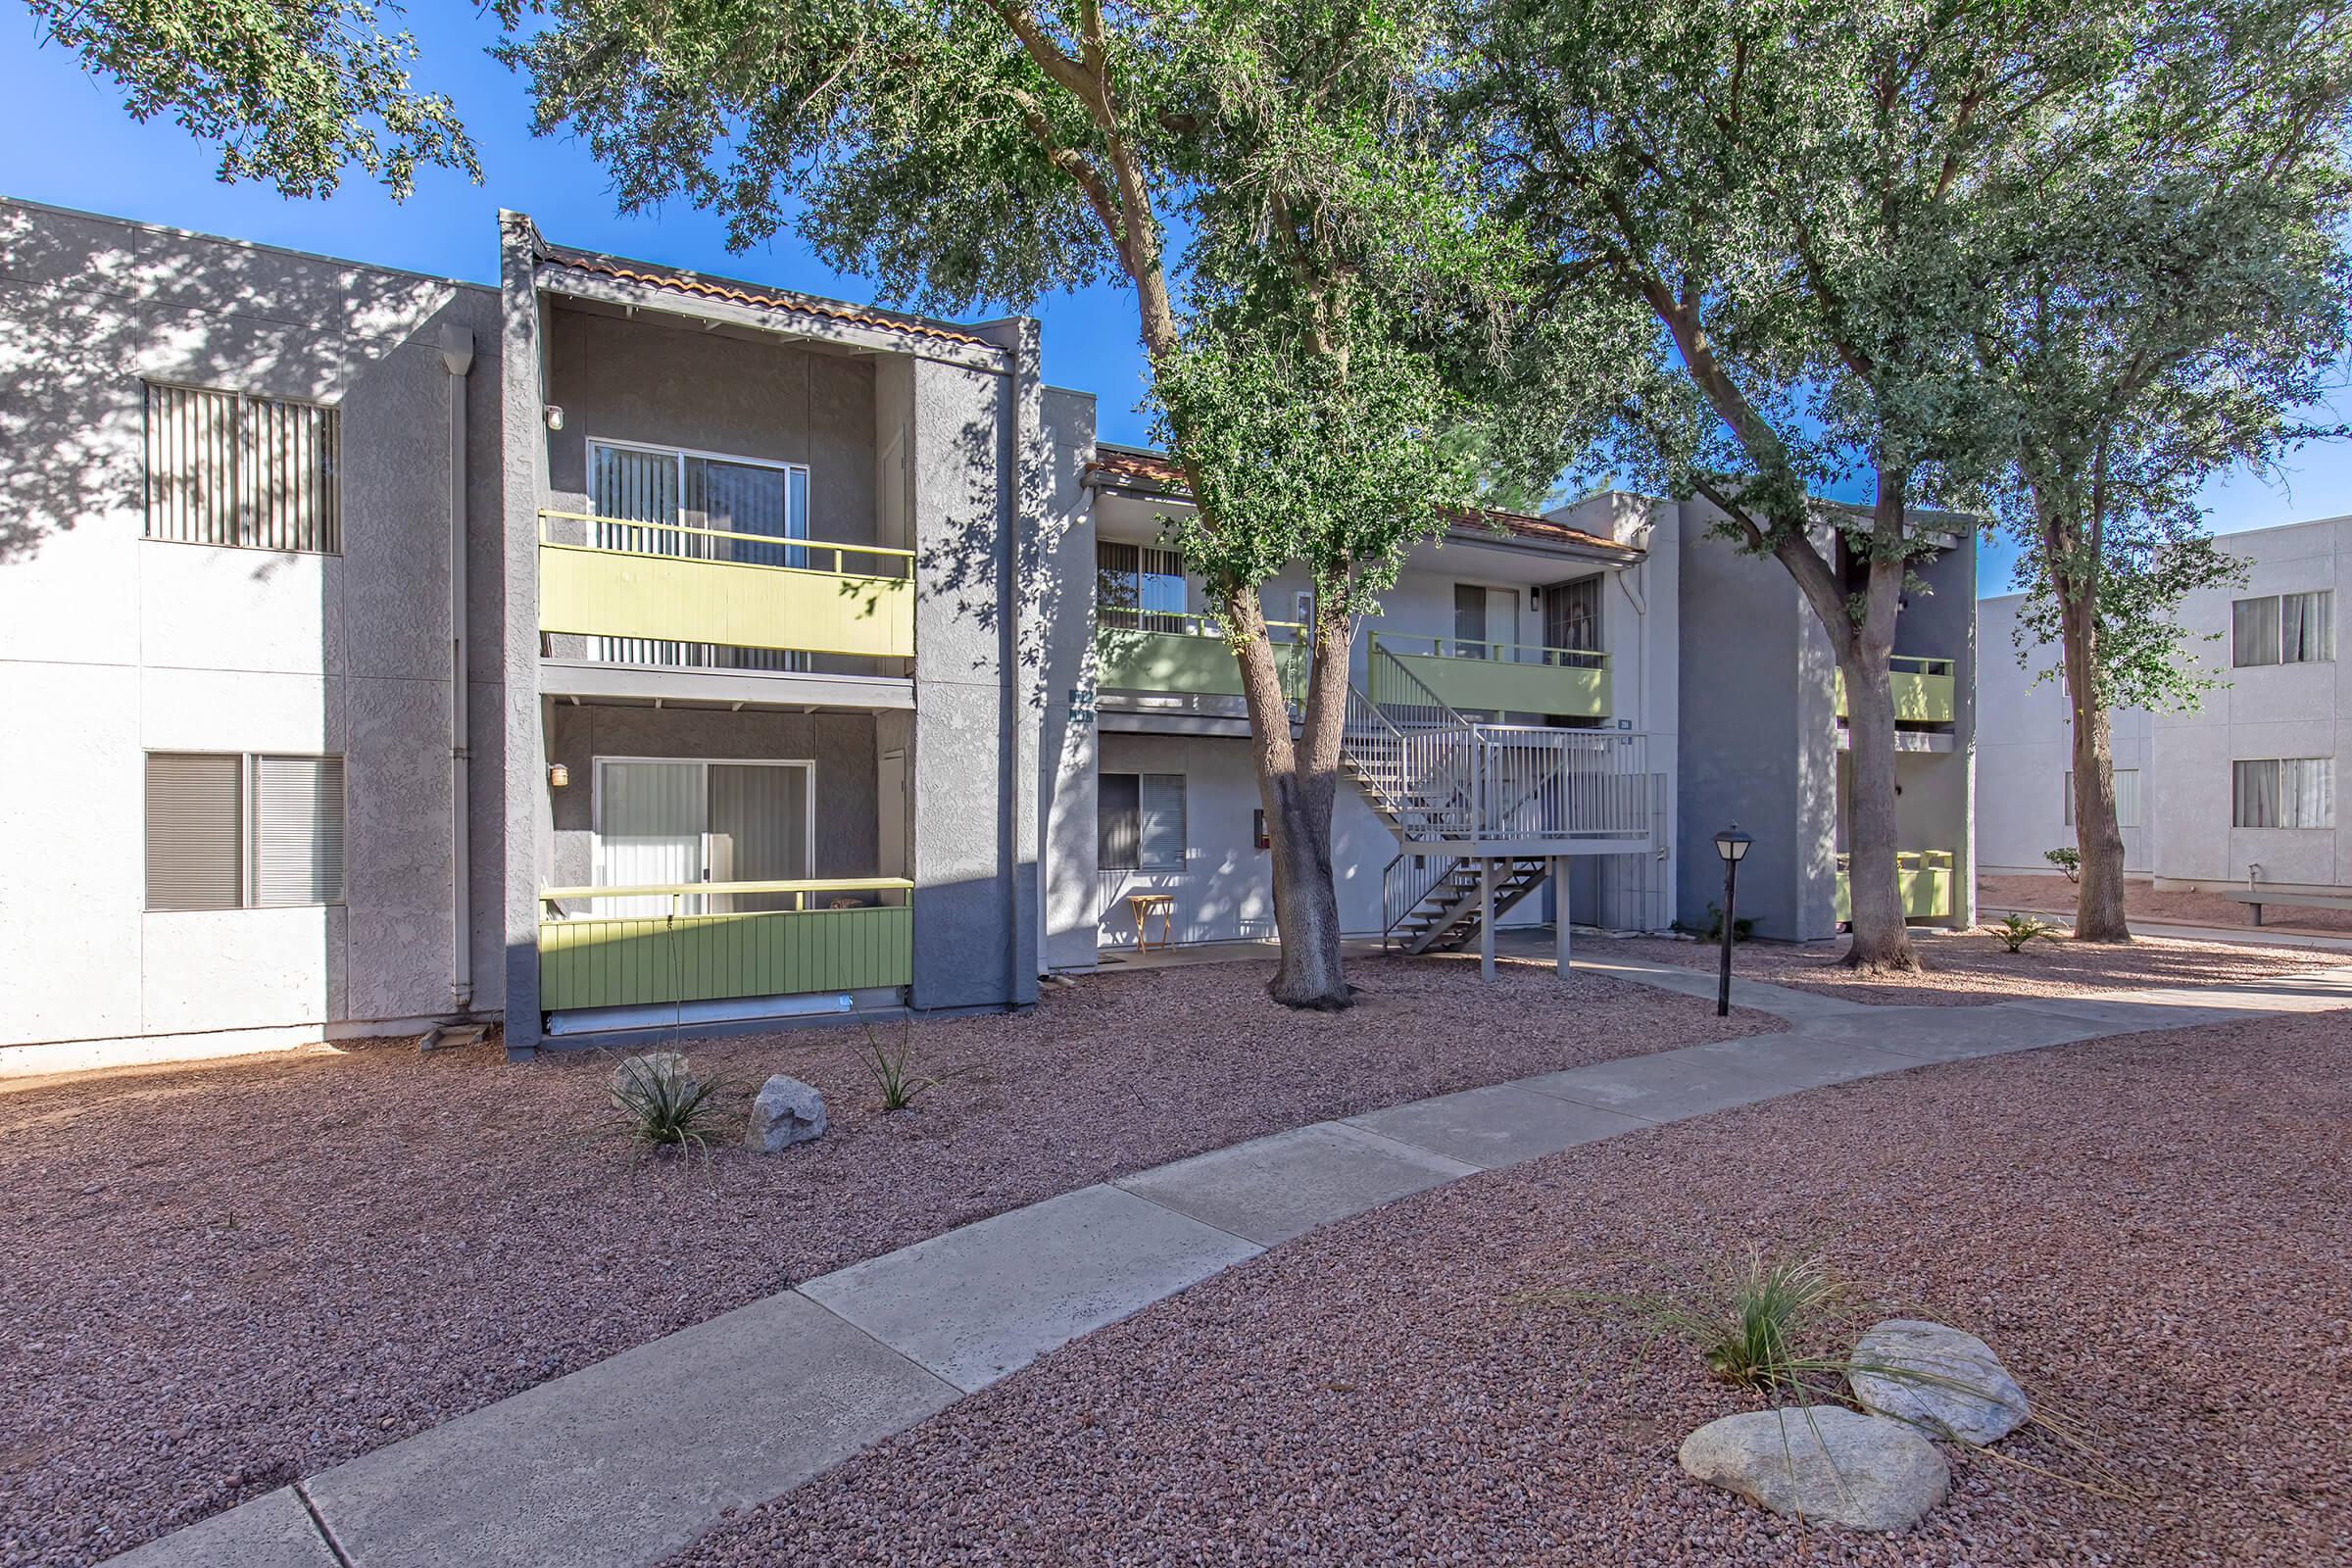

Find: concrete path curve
102;955;2352;1568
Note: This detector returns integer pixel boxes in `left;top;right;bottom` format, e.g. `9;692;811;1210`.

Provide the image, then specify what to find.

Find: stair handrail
1361;644;1483;835
1381;850;1460;948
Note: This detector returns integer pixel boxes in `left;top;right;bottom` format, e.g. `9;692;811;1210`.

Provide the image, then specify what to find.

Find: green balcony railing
1833;851;1954;922
1369;632;1609;719
538;878;912;1011
1834;657;1957;724
538;511;915;662
1095;613;1308;705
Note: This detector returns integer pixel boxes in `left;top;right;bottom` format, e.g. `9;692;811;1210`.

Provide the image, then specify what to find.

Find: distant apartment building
0;197;1978;1074
1979;514;2346;894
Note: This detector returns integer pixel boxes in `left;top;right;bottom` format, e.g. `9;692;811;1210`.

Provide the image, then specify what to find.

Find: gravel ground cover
1600;929;2344;1006
1981;872;2352;937
668;1009;2352;1568
0;956;1778;1568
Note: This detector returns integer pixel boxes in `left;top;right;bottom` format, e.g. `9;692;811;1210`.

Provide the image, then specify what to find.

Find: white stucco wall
0;200;502;1068
1977;514;2351;891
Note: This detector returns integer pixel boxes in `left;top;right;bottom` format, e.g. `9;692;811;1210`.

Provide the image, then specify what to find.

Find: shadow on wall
918;409;1069;705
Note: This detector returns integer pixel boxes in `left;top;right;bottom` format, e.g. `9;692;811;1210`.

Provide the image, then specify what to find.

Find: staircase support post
1552;856;1572;976
1480;857;1496;983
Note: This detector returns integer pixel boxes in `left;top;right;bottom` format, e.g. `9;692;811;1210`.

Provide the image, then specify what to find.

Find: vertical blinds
145;384;340;553
145;753;242;911
256;757;346;906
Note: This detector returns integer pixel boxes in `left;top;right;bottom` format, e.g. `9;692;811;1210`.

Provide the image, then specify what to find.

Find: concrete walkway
106;956;2352;1568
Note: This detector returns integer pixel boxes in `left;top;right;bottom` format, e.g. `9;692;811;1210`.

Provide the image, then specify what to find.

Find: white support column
1479;857;1496;982
1552;856;1572;976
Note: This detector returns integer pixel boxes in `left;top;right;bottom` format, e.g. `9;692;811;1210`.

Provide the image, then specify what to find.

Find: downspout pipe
438;322;477;1013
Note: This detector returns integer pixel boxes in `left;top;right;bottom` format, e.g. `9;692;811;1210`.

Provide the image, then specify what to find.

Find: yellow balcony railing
1833;852;1954;922
538;877;912;1010
1370;632;1609;719
1835;657;1957;724
1096;613;1308;704
538;512;915;662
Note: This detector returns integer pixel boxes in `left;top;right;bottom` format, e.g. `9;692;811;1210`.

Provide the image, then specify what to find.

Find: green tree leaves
25;0;477;197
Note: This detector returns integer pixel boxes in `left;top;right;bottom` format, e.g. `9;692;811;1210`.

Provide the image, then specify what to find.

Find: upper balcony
538;510;915;667
1834;656;1957;724
1368;632;1609;721
1096;613;1308;708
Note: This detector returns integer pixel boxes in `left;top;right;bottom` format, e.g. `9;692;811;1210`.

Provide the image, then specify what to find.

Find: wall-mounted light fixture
543;404;565;431
548;763;570;789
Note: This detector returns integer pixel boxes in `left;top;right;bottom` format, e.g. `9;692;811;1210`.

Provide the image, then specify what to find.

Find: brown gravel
1983;872;2352;937
0;956;1778;1568
1603;929;2346;1006
666;1009;2352;1568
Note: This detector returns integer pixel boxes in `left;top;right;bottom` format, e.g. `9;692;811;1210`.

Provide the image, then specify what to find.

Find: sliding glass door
593;759;813;915
588;441;810;668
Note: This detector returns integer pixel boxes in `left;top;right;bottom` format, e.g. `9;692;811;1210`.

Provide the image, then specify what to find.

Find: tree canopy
23;0;476;196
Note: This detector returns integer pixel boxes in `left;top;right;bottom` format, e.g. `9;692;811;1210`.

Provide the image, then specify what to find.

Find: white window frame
583;436;809;552
1098;770;1187;873
589;755;818;895
143;381;343;555
2231;756;2335;830
2064;768;2141;829
144;751;347;910
2232;589;2335;667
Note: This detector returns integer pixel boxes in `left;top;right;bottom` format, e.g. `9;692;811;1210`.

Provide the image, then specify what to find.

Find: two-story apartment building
0;197;1978;1075
1980;514;2345;896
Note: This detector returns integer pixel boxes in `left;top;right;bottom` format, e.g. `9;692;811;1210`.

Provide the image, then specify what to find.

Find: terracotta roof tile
1085;448;1190;491
540;248;994;350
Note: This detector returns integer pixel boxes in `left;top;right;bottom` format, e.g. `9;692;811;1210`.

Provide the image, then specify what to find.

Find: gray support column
1479;857;1496;982
496;211;547;1056
1552;857;1573;975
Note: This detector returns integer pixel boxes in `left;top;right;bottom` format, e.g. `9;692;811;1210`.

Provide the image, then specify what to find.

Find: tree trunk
2059;590;2132;942
1840;646;1918;970
1839;476;1919;973
1224;585;1353;1008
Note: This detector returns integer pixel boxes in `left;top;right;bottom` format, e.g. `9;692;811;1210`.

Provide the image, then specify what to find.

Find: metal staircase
1337;645;1661;956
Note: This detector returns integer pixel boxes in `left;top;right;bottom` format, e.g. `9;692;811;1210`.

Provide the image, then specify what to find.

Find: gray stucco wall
906;339;1038;1010
0;198;507;1061
1674;506;1819;939
539;303;878;544
1037;384;1101;971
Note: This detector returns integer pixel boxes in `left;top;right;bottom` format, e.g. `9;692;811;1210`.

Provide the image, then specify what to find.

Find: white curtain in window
145;386;338;553
2281;590;2334;663
2233;760;2277;828
2233;596;2281;667
707;762;811;911
2113;768;2142;829
2281;757;2333;828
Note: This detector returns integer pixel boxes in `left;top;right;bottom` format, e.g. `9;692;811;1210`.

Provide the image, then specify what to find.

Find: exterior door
1453;584;1517;659
592;759;812;915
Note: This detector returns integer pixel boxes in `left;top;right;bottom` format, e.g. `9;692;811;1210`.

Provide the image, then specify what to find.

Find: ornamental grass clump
861;1022;976;1112
605;1055;727;1156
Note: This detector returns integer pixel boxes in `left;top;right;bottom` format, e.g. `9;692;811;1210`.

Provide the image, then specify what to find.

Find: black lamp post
1713;824;1753;1016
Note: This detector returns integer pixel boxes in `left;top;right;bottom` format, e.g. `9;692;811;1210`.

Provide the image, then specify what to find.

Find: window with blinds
145;753;242;911
1098;772;1187;871
2232;757;2334;829
145;753;346;909
145;383;341;553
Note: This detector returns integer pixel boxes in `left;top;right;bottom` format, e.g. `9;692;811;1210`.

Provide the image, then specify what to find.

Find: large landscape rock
1679;1406;1949;1532
746;1074;827;1152
611;1052;695;1106
1848;1318;2029;1444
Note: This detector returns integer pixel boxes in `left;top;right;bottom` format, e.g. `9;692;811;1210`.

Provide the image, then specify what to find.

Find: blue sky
4;8;2345;597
